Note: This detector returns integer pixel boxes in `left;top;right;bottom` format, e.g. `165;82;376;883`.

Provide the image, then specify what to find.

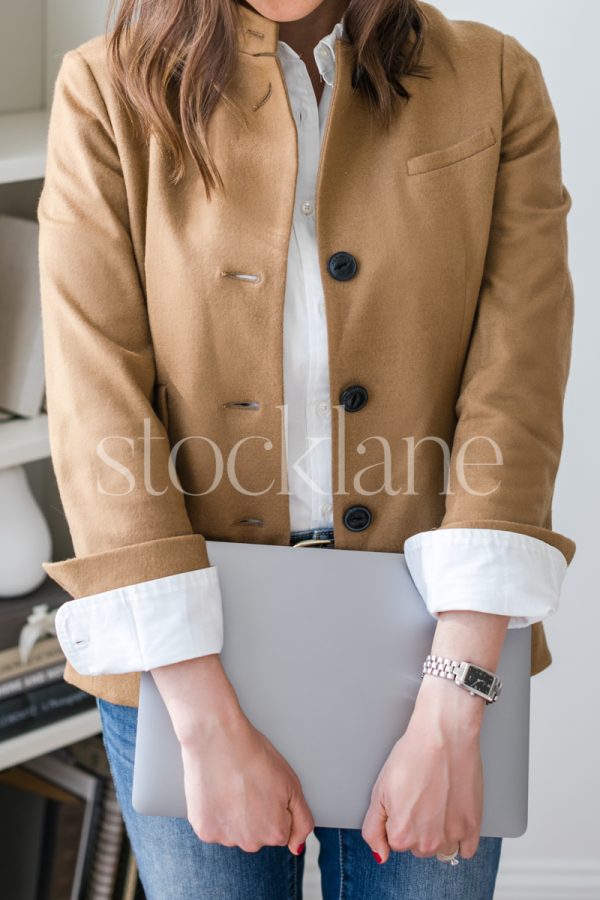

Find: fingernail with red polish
296;843;305;855
372;851;383;863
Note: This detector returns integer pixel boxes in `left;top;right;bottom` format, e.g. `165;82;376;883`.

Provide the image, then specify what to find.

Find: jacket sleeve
404;33;576;627
38;48;223;675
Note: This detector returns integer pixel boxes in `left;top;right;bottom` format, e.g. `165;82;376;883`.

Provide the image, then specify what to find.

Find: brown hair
105;0;430;196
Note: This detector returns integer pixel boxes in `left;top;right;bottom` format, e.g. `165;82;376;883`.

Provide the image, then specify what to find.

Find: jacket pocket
406;125;497;176
152;383;169;430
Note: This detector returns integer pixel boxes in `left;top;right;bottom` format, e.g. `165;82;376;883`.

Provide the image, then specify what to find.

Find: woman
38;0;575;897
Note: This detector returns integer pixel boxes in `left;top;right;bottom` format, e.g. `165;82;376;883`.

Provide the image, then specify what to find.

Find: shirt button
321;502;333;519
316;400;331;417
301;200;314;215
318;300;326;315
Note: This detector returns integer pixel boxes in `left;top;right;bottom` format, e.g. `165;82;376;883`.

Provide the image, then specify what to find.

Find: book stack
0;580;97;742
0;584;145;897
0;734;145;899
67;738;145;900
0;635;97;741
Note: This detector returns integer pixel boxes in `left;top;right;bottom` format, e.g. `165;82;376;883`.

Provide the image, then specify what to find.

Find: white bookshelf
0;414;50;470
0;708;101;772
0;2;109;189
0;1;108;792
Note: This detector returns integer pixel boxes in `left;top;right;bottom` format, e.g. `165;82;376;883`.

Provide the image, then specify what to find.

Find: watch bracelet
422;654;463;680
420;654;501;703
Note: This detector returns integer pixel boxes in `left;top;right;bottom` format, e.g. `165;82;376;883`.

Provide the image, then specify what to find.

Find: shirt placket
293;58;334;529
278;29;342;531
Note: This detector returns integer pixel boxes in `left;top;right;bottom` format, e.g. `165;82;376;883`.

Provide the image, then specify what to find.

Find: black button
327;252;357;281
340;384;368;413
343;505;372;532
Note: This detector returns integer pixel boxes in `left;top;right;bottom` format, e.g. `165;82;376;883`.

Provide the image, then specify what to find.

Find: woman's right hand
150;654;314;854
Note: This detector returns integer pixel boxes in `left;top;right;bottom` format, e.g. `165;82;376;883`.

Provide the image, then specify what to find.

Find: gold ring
436;843;460;866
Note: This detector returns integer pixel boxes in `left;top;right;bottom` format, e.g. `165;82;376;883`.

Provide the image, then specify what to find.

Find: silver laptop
132;540;530;837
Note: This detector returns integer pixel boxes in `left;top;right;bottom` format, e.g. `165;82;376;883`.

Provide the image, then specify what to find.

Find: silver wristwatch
421;654;502;704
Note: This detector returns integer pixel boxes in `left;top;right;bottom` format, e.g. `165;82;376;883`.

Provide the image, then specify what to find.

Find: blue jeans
97;696;502;899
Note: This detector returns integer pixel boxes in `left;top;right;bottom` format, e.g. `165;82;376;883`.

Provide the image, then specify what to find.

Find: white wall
431;4;599;896
0;0;112;113
0;0;43;112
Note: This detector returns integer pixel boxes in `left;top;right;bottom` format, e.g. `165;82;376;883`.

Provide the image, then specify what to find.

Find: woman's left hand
361;673;486;864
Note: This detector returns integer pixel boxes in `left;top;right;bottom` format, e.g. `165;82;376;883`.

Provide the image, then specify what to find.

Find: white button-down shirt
279;20;343;531
53;17;568;676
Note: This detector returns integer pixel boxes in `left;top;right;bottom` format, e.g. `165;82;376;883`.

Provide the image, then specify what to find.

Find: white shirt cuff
54;566;223;675
403;528;568;628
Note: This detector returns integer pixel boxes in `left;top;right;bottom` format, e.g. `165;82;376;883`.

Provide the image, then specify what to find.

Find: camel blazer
38;1;576;707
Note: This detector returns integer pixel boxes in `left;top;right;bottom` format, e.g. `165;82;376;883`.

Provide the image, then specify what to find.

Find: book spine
85;778;125;900
0;682;96;740
0;663;65;701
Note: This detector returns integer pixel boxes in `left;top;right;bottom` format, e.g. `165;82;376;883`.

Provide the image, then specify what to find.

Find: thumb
361;796;391;864
286;784;314;856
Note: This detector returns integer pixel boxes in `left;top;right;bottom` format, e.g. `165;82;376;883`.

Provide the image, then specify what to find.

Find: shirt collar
277;17;347;88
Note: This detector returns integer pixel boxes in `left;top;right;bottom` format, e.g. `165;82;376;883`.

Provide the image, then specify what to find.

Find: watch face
464;666;494;694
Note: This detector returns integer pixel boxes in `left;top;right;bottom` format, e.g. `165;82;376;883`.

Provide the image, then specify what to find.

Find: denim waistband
290;527;335;546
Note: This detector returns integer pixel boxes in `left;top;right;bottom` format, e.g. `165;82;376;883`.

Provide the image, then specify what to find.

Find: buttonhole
235;518;264;526
74;639;88;646
253;82;272;111
223;401;260;410
220;271;262;283
246;28;265;39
